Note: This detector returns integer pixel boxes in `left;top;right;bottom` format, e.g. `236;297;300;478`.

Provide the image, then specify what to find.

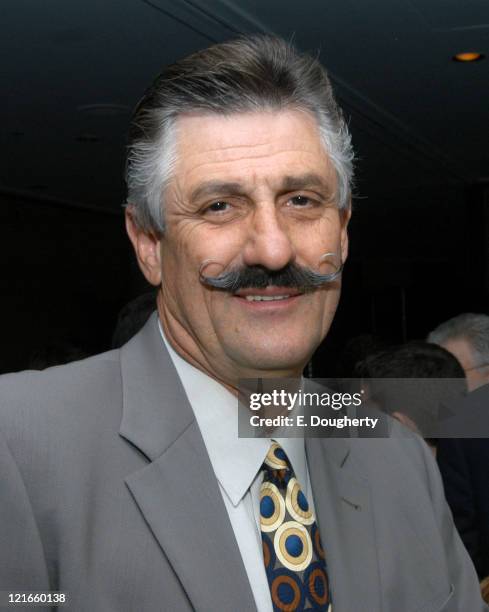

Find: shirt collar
158;320;307;506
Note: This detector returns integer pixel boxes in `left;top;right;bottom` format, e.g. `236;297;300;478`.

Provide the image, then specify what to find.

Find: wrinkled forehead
170;109;336;194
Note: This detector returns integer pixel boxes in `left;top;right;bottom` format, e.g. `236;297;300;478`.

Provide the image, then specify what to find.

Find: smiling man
126;109;348;384
0;36;486;611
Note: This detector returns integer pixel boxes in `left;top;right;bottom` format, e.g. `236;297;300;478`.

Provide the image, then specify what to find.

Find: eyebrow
189;173;334;202
190;181;245;203
280;173;333;196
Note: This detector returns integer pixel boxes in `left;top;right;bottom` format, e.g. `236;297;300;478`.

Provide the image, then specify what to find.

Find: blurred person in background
428;313;489;392
481;576;489;604
429;313;489;578
334;333;388;378
111;290;157;349
356;341;466;454
28;343;90;370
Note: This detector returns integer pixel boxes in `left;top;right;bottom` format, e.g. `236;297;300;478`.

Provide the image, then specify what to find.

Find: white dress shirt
158;322;316;612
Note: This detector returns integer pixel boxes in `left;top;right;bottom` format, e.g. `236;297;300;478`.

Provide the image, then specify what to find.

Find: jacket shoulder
0;350;122;447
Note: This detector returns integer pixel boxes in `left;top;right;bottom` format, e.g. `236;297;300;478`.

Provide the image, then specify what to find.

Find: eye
205;201;230;214
288;195;313;207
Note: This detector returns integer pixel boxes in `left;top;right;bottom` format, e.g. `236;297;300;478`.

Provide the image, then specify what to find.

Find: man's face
131;110;349;383
442;336;489;391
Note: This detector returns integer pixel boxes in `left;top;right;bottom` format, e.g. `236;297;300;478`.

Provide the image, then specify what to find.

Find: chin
233;340;315;376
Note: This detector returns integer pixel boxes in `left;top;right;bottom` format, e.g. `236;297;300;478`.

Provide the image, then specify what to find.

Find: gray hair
125;35;354;232
428;313;489;365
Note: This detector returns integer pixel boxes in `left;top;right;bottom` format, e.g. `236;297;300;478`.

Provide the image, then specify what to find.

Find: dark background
2;0;488;374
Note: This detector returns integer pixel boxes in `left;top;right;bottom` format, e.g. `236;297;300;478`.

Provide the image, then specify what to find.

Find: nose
242;204;295;271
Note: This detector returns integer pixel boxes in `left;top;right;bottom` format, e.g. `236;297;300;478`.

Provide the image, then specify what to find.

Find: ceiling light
453;52;484;62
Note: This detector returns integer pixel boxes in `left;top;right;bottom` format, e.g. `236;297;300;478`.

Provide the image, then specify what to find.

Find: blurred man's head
124;36;354;387
358;341;466;447
428;313;489;391
111;291;157;349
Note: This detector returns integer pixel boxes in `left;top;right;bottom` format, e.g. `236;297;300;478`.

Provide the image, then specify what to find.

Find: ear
125;207;162;286
339;203;351;264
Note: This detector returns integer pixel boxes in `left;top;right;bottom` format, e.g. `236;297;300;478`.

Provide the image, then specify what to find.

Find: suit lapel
119;314;256;611
125;422;256;611
306;437;382;611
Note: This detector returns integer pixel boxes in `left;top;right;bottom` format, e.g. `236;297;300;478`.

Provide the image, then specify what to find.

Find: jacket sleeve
417;435;488;610
0;431;52;600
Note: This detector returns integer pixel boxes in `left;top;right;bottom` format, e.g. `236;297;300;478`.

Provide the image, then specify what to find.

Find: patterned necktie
260;442;332;611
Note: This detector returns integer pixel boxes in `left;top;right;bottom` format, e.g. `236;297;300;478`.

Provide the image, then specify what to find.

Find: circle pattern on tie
304;561;329;609
286;477;315;525
265;442;289;470
269;568;305;611
275;521;313;571
261;482;286;532
262;533;276;574
311;524;326;561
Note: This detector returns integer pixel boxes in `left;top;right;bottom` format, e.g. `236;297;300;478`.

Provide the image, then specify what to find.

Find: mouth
243;294;293;302
232;287;305;309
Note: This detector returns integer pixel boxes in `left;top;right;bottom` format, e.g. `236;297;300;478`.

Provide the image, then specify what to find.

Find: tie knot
263;442;293;487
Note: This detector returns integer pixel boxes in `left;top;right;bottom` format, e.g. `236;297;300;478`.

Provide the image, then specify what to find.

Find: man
356;340;466;453
428;313;489;392
429;313;489;579
0;36;485;611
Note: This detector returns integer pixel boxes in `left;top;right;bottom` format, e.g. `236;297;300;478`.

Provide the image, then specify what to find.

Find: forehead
171;109;335;193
